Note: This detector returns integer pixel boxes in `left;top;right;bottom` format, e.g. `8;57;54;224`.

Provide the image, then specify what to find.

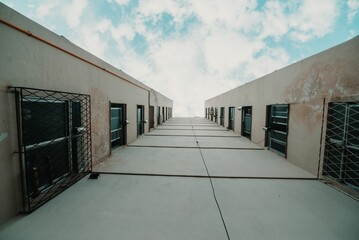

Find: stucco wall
0;4;172;224
205;36;359;176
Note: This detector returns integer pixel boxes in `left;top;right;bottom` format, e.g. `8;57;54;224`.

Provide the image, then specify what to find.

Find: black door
23;100;69;197
323;103;359;187
266;104;289;157
228;107;235;130
111;103;126;148
214;108;218;124
220;107;225;126
149;106;154;129
157;106;161;125
242;106;252;139
137;105;145;136
162;107;165;123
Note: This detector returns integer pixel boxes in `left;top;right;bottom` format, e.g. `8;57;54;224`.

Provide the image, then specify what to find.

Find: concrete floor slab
128;135;197;148
156;125;222;130
202;149;315;178
146;129;239;137
0;175;228;240
146;129;195;136
212;179;359;240
2;117;358;240
197;136;263;149
194;130;239;137
94;147;208;176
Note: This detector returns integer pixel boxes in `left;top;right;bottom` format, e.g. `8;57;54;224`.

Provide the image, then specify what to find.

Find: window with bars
323;102;359;192
13;87;92;213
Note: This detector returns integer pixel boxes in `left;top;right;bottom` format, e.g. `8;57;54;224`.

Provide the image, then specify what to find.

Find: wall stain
285;59;358;128
90;87;110;165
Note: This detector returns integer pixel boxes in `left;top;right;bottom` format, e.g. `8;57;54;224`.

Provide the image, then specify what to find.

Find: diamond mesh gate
14;87;92;213
323;102;359;196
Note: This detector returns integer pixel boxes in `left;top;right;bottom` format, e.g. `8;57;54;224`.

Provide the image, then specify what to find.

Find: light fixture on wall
238;107;242;111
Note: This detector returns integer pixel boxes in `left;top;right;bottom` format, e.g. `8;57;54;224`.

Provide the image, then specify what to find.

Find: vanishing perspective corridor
1;117;358;240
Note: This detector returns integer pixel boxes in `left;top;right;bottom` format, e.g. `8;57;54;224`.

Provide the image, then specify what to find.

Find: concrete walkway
1;118;359;240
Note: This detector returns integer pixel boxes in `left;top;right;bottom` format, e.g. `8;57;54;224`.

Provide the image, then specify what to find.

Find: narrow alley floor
1;118;359;240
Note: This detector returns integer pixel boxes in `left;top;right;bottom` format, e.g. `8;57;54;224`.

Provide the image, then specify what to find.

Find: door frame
241;106;252;139
110;102;127;150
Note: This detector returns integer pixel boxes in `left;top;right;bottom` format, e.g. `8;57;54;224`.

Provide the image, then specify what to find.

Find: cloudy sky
2;0;359;117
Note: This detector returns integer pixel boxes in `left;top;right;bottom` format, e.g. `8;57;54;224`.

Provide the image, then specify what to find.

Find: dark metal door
214;108;218;123
242;106;252;139
266;104;289;157
111;104;126;148
228;107;235;130
149;106;154;129
137;105;144;136
220;107;225;126
23;100;69;197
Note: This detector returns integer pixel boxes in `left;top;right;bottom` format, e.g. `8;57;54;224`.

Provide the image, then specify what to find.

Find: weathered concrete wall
0;4;172;224
205;36;359;176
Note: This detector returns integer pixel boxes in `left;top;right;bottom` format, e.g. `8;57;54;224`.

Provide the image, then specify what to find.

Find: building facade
0;4;172;224
205;36;359;193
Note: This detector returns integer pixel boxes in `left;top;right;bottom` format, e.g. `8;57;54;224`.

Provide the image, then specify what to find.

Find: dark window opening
14;87;92;213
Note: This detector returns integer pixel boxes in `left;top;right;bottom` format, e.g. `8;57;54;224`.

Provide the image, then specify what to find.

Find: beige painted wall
150;89;173;128
0;4;172;224
205;36;359;176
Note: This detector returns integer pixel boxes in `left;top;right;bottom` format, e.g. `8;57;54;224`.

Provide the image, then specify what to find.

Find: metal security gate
265;104;289;157
14;87;92;213
323;102;359;189
241;106;252;139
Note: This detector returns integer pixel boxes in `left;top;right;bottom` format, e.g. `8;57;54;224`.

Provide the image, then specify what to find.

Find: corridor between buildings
1;117;358;240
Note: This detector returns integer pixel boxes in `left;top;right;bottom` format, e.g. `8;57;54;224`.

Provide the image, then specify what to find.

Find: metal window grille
13;87;92;213
323;102;359;198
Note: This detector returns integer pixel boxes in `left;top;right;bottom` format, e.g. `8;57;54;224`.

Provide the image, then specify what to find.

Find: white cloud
5;0;347;117
260;0;288;40
289;0;339;42
202;28;264;74
64;0;88;28
95;18;112;33
36;0;59;19
347;0;359;22
246;47;289;79
115;0;130;5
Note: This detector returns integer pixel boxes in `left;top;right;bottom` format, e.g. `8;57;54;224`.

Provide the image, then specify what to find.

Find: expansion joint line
190;120;231;240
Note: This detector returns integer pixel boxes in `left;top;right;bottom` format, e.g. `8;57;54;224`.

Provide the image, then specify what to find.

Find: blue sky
2;0;359;117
